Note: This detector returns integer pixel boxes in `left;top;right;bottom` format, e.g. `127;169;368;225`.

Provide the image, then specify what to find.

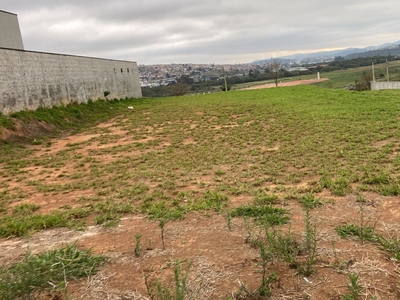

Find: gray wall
371;81;400;90
0;10;24;50
0;48;142;114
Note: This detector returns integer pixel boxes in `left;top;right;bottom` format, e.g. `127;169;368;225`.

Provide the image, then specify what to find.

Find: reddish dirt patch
244;78;329;90
1;117;400;299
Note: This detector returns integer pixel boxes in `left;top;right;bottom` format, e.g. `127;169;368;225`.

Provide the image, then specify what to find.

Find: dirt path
244;78;329;90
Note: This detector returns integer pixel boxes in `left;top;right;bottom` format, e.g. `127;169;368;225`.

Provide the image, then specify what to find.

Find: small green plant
336;223;400;261
231;270;277;299
144;259;192;300
342;273;362;300
298;210;318;276
0;243;106;299
299;194;323;210
258;243;277;297
358;198;366;244
134;233;143;257
265;227;300;268
0;114;15;129
214;169;226;176
376;235;400;261
200;190;229;211
12;203;40;216
231;204;290;226
95;212;120;227
335;223;371;240
253;192;279;205
335;195;378;244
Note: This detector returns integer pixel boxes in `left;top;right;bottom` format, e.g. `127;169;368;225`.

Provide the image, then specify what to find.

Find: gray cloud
2;0;400;64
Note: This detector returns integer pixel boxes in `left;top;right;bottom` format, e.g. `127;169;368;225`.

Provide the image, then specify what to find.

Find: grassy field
315;60;400;89
2;85;400;298
232;60;400;90
3;87;400;224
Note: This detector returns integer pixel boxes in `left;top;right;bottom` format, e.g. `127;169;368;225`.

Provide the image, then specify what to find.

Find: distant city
139;61;308;88
139;41;400;88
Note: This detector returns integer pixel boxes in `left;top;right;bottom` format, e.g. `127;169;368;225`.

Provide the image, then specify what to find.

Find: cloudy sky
2;1;400;65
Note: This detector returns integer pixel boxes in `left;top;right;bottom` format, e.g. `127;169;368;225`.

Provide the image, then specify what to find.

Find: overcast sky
2;1;400;65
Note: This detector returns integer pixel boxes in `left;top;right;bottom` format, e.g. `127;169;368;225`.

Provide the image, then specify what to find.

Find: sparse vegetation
0;243;106;299
144;259;192;300
2;82;400;298
342;273;362;300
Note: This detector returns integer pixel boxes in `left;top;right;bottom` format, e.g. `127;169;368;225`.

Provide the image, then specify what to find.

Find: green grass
335;223;400;261
231;204;290;226
315;60;400;89
0;243;106;299
1;85;400;236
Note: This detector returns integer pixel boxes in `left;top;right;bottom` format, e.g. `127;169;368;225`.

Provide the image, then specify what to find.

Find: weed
96;212;120;227
297;210;318;277
299;194;324;210
342;273;362;300
266;227;300;267
258;243;277;297
374;234;400;261
200;190;229;211
232;272;277;299
12;203;40;216
0;114;15;130
0;211;85;238
358;199;366;244
0;243;106;299
144;259;192;300
231;204;290;226
214;169;226;176
254;192;279;205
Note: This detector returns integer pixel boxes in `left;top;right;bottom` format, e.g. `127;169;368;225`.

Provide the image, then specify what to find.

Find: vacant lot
1;85;400;299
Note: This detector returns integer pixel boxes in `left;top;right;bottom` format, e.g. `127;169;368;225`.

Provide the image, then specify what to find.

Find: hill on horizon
253;40;400;64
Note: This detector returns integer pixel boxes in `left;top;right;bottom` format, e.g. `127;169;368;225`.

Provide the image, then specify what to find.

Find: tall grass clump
0;243;106;299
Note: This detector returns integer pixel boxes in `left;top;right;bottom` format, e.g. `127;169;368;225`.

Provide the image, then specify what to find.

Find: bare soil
244;79;329;90
1;118;399;300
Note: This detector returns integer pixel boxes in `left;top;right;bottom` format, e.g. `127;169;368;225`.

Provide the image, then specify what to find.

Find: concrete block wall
371;81;400;90
0;48;142;114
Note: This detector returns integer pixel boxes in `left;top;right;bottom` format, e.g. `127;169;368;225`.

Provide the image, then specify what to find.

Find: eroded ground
1;94;400;299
